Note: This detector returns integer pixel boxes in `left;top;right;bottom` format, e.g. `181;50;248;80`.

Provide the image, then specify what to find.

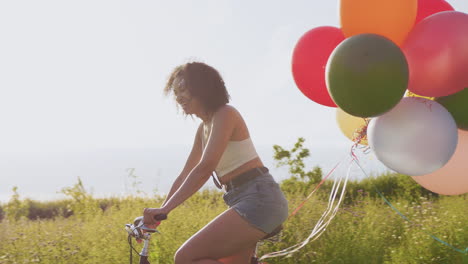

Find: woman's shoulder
214;104;241;118
211;105;243;124
199;105;239;128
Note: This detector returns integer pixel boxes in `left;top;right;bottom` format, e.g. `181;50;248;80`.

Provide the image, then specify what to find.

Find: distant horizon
0;143;389;204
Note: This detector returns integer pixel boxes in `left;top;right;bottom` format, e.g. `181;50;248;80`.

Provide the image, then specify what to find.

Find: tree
273;137;322;194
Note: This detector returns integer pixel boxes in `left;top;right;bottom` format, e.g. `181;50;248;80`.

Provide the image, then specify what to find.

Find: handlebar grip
153;214;167;221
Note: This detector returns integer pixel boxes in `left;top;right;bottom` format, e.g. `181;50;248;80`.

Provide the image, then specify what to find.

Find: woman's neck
197;111;213;124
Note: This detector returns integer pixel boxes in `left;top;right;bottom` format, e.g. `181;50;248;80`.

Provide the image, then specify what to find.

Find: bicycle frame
137;232;152;264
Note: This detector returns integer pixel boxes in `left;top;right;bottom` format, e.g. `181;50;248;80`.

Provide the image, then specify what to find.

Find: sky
1;0;467;203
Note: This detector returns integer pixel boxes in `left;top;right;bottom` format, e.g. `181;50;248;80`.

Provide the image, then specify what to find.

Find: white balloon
368;97;458;176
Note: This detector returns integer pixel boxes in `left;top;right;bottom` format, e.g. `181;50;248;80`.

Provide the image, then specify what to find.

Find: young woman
143;61;288;264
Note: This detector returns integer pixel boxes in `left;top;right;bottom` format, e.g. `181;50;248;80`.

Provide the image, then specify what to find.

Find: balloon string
259;155;352;260
351;118;370;146
351;146;468;256
287;157;345;219
260;134;467;260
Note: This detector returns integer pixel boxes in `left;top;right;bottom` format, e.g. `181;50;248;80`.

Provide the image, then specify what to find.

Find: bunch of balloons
291;0;468;195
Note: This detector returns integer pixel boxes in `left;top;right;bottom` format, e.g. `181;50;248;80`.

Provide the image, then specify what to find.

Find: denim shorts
222;171;289;234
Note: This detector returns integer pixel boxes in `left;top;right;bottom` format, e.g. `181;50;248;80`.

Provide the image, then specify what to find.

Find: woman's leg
174;208;266;264
217;246;256;264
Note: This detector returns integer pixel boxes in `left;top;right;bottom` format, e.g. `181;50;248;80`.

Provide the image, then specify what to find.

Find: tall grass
1;138;466;263
0;183;466;264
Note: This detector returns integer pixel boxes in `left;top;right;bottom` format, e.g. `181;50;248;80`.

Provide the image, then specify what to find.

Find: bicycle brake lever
131;216;158;233
140;225;159;233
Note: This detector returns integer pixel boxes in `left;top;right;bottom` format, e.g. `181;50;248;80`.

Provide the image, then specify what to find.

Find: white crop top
202;120;259;177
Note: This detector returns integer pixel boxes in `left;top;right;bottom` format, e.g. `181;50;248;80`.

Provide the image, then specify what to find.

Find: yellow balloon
336;108;369;145
340;0;417;45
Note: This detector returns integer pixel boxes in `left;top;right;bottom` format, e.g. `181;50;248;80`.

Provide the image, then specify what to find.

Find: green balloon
436;88;468;130
326;34;408;117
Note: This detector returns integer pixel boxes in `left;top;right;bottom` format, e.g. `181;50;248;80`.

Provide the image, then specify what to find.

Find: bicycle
125;214;281;264
125;214;167;264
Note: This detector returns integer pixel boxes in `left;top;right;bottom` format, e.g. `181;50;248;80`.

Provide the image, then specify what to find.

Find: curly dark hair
164;61;230;114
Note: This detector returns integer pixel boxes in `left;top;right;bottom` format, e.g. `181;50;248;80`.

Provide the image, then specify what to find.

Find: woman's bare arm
160;106;238;214
161;124;203;207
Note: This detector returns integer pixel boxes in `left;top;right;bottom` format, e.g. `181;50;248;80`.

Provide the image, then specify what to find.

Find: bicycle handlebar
125;213;168;264
153;214;167;221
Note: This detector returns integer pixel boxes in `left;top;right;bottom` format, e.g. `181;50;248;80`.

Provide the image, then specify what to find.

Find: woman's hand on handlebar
143;207;168;228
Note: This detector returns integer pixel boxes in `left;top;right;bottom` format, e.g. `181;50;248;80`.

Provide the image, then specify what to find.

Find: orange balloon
340;0;417;45
411;130;468;195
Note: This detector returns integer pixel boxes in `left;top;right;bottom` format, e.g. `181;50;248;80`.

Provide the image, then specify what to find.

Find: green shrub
3;186;29;222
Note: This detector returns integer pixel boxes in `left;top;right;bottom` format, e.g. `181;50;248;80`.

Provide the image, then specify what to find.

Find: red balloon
403;11;468;97
292;26;345;107
415;0;454;25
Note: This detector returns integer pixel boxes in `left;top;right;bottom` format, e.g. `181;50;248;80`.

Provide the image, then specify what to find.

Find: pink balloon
292;26;345;107
415;0;454;25
411;130;468;195
403;11;468;97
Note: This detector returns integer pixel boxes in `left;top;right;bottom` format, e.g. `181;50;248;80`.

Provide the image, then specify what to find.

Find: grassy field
0;177;466;264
